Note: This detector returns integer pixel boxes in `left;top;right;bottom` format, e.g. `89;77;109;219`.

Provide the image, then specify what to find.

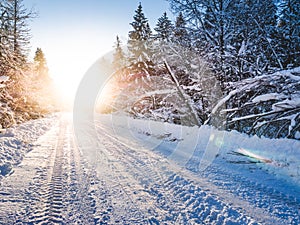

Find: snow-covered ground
0;113;299;224
0;114;57;178
94;113;300;223
99;114;300;187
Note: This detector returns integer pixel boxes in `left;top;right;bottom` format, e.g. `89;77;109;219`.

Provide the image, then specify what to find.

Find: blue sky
23;0;172;96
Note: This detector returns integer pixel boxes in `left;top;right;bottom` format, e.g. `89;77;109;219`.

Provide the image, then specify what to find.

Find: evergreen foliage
33;47;48;78
173;12;190;48
154;12;173;41
105;0;300;139
112;36;126;71
0;0;54;128
4;0;34;70
127;3;154;76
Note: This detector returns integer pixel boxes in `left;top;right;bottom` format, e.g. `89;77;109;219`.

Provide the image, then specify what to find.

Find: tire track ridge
95;123;285;224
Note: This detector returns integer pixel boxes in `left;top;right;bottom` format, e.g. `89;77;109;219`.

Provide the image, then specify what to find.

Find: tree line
107;1;299;139
0;0;54;128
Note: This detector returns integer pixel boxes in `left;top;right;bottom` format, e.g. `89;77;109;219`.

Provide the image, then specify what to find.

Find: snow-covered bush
207;67;300;139
153;41;223;124
0;76;16;128
99;42;222;127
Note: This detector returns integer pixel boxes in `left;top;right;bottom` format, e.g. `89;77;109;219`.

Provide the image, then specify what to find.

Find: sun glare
47;51;96;104
96;80;115;112
50;66;81;101
40;34;114;108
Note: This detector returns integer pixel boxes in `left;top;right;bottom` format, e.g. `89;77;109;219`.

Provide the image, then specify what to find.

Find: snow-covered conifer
127;3;154;76
112;35;126;71
154;12;173;41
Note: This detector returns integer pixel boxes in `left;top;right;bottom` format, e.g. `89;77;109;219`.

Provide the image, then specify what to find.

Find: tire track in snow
26;118;68;224
93;133;150;224
0;114;97;224
201;164;300;224
96;127;180;223
94;123;286;224
47;119;66;224
0;121;60;224
65;124;96;224
0;114;295;224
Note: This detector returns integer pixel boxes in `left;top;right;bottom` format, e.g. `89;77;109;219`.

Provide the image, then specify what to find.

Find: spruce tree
154;12;173;41
127;3;154;76
5;0;35;69
0;3;12;75
112;35;126;71
0;0;50;127
173;12;190;48
33;47;48;78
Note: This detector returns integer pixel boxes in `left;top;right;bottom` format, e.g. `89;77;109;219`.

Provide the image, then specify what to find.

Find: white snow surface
0;114;57;178
99;114;300;187
251;93;282;103
0;76;9;83
0;113;299;224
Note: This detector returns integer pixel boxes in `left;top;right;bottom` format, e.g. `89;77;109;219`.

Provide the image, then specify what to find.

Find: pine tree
127;3;154;76
112;35;126;71
154;12;173;41
5;0;35;69
173;12;190;48
0;0;51;127
0;3;12;75
33;47;48;78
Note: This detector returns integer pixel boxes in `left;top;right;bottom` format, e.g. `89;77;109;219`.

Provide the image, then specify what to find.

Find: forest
0;0;299;140
105;0;300;140
0;0;56;129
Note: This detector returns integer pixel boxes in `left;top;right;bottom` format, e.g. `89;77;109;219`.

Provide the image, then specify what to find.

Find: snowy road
0;114;299;224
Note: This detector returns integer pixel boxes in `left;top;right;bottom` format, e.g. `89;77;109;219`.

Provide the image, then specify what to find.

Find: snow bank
0;76;9;83
0;114;57;178
96;114;300;187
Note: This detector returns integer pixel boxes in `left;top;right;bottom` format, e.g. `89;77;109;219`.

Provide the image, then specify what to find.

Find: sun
40;34;115;108
47;53;92;103
50;67;80;101
53;77;79;101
